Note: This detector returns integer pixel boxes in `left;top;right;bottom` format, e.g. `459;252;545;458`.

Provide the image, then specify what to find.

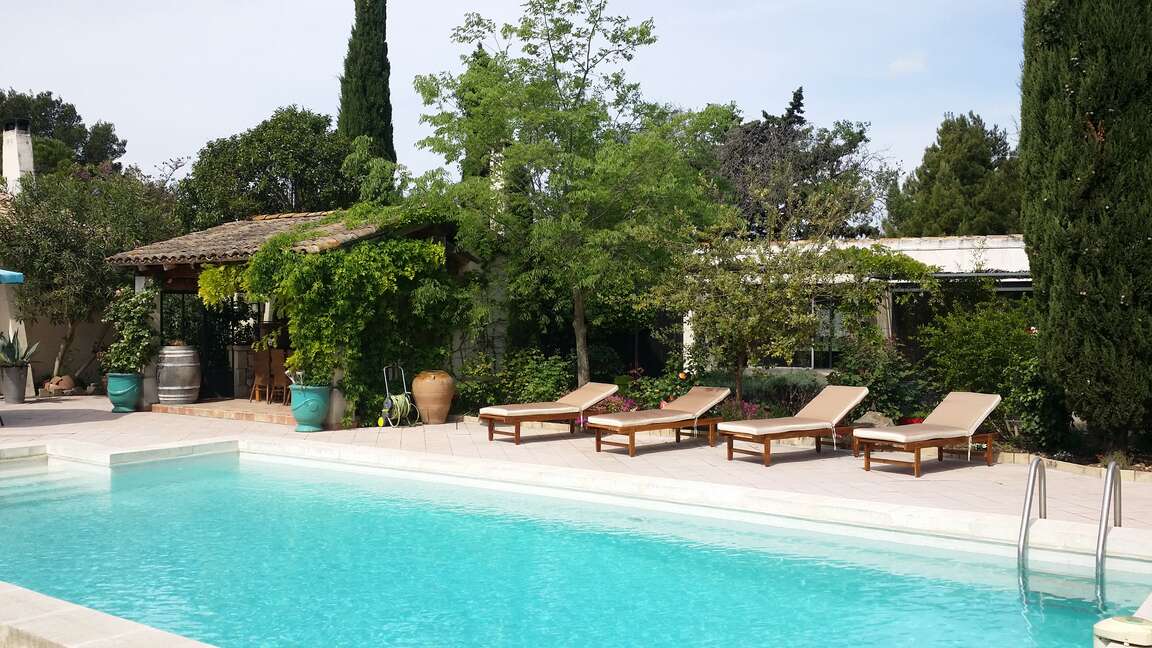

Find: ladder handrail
1017;457;1047;572
1095;460;1122;606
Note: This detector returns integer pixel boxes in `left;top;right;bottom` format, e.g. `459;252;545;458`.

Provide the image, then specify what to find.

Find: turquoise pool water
0;455;1141;647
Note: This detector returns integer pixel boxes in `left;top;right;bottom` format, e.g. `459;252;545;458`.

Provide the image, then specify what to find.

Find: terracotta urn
412;370;455;424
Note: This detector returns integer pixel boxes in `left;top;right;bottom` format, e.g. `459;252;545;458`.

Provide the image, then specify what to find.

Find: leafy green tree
0;89;126;172
885;112;1020;236
660;229;833;402
338;0;396;162
177;107;357;230
1020;0;1152;451
0;164;181;377
416;1;734;385
718;87;883;238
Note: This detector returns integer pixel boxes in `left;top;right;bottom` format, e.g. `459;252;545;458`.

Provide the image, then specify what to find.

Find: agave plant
0;331;38;367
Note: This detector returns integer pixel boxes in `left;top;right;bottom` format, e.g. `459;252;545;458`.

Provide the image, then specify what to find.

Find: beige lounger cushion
853;392;1002;444
555;382;619;411
854;423;969;444
795;385;869;424
715;385;867;436
480;382;619;418
585;409;696;428
586;385;730;428
923;391;1002;434
479;403;580;418
663;386;732;418
718;416;831;435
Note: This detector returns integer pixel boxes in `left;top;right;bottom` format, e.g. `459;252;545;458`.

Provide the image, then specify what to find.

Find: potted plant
0;331;38;404
101;288;159;413
287;369;331;433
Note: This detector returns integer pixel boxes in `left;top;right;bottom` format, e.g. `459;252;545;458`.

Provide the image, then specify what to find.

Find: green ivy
224;203;470;424
102;288;160;374
197;264;248;307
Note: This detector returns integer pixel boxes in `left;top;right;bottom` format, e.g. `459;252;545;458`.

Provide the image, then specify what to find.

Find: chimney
2;118;35;196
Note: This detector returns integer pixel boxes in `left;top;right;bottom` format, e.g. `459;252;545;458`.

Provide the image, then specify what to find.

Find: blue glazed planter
290;385;331;432
107;373;142;413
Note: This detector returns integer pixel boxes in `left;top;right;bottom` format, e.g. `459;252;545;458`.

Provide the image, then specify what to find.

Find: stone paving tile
3;396;1152;529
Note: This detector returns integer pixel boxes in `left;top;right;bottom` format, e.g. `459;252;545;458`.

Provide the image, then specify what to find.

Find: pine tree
338;0;396;162
885;112;1020;236
1020;0;1152;450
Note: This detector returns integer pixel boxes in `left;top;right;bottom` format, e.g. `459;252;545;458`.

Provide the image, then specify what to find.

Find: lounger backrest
795;385;869;425
923;392;1002;434
664;386;731;418
556;382;620;410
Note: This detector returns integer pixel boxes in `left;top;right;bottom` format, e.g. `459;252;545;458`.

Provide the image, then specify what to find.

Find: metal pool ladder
1095;460;1122;606
1017;457;1047;581
1017;457;1123;608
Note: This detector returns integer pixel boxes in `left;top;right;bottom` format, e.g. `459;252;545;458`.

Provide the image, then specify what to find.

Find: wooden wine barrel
157;346;201;404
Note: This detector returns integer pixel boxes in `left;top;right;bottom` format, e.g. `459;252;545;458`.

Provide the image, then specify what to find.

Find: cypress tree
338;0;396;162
1020;1;1152;450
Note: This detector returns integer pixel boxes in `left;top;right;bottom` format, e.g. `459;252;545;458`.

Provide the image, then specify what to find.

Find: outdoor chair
853;391;1002;478
585;386;731;457
716;385;869;467
479;382;619;445
269;349;290;405
249;350;271;402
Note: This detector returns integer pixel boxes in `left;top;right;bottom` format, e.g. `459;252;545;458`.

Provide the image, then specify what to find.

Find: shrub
625;359;696;409
502;349;573;404
454;352;502;415
828;334;930;421
588;344;626;382
718;399;760;421
918;299;1035;396
587;394;637;415
700;370;824;418
918;298;1069;450
455;349;574;414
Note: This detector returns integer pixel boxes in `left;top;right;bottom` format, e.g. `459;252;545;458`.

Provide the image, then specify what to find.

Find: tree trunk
572;288;590;386
52;320;78;378
733;353;746;404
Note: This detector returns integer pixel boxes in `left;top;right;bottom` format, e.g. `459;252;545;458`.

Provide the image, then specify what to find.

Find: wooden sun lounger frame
720;425;857;467
479;411;582;445
587;417;723;457
857;431;995;478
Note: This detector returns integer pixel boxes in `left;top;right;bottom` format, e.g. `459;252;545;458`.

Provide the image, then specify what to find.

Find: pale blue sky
2;1;1023;179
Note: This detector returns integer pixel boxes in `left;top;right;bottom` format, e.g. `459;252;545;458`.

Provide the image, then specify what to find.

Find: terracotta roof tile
107;211;382;267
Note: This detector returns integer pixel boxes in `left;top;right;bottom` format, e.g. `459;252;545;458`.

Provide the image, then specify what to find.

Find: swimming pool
0;454;1142;647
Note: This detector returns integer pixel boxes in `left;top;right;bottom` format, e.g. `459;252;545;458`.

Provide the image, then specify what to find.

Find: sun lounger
853;391;1002;477
716;385;869;467
479;382;619;445
585;386;731;457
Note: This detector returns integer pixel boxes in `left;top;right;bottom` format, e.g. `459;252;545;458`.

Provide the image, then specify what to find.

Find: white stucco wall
834;234;1029;273
679;235;1031;362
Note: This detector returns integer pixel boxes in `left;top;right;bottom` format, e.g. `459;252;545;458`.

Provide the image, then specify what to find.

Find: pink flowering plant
578;395;638;425
718;398;761;421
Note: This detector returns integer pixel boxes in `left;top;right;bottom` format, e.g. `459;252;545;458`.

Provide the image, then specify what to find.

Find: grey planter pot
0;365;28;404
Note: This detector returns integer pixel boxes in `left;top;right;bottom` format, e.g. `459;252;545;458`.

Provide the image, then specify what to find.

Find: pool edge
0;582;213;647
